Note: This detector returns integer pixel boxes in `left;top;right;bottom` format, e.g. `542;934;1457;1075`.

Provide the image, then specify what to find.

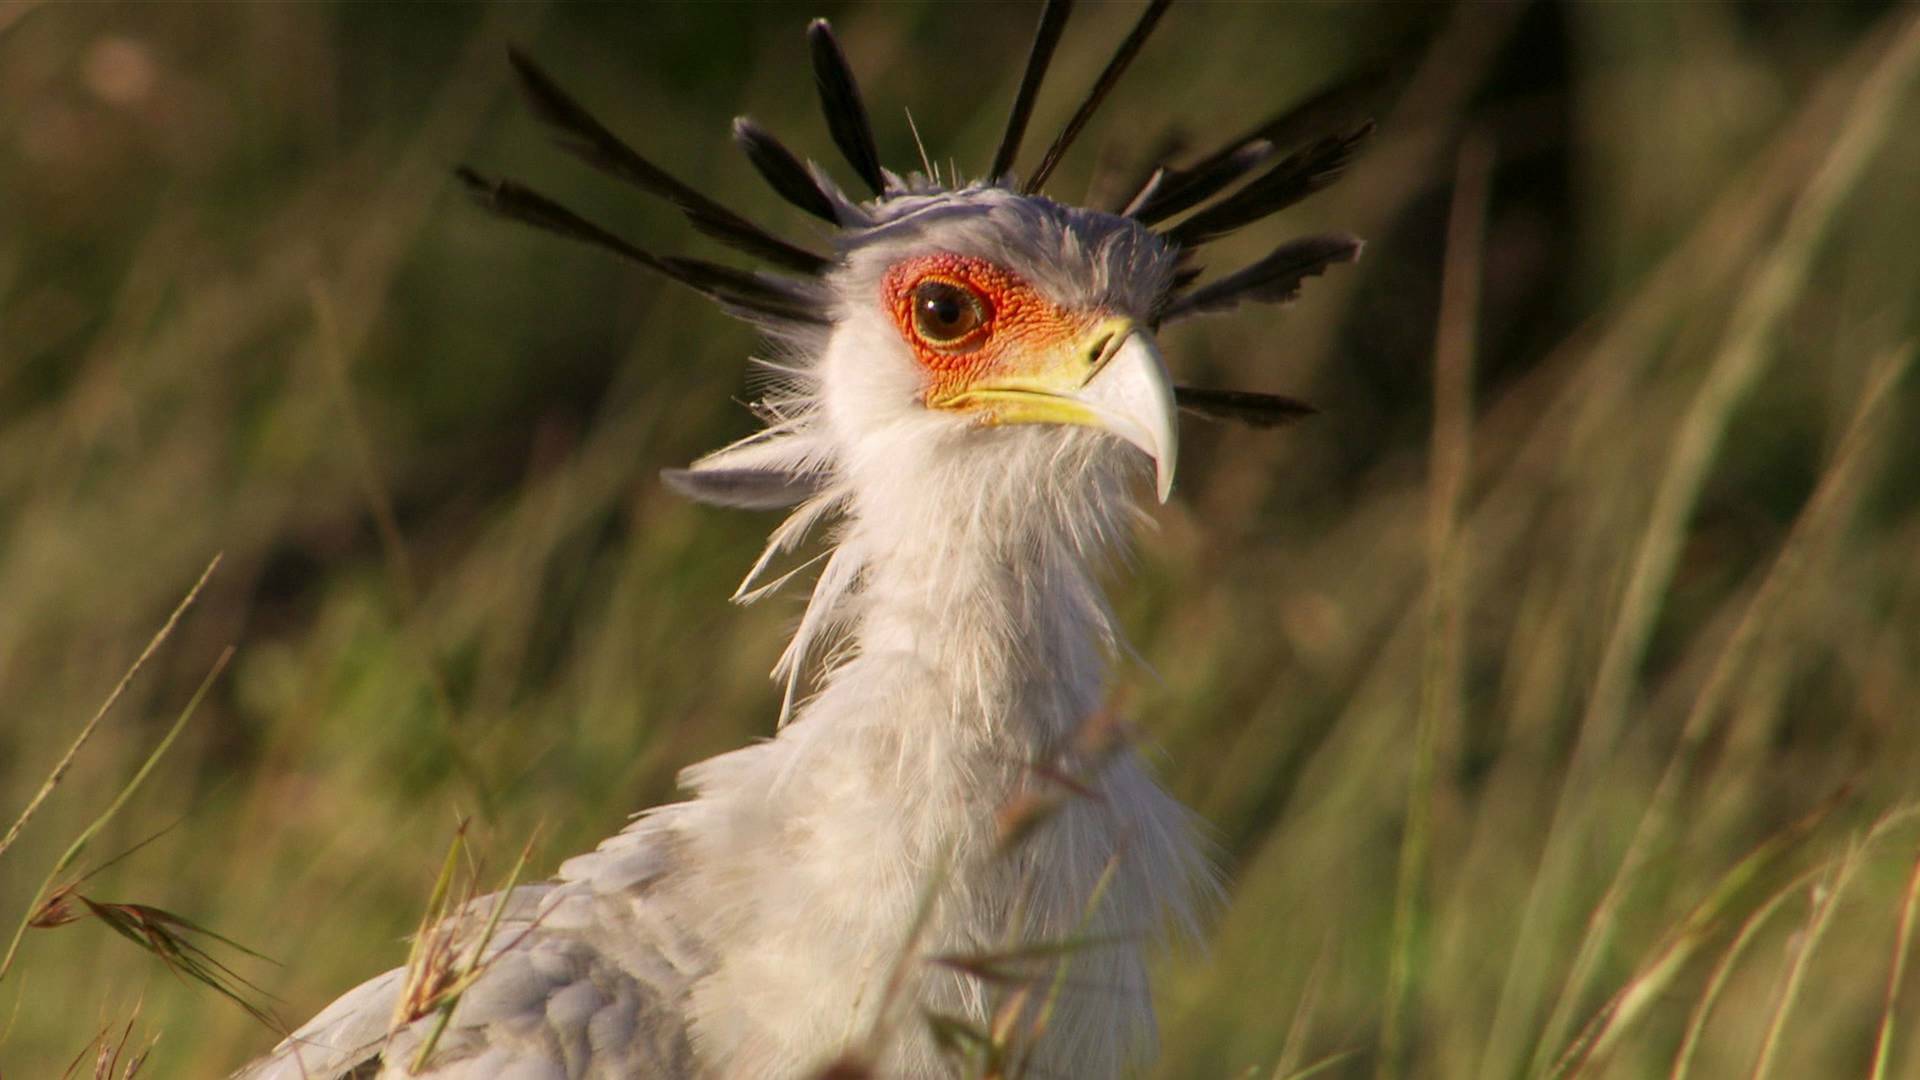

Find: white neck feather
836;422;1127;738
608;423;1206;1076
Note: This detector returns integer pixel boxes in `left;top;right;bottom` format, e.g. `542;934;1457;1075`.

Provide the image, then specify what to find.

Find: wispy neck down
804;419;1144;749
654;401;1203;1077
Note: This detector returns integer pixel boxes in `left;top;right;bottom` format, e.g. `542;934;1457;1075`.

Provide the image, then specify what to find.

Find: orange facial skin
882;254;1097;407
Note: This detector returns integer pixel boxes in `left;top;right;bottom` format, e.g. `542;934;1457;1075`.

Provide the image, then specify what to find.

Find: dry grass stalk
923;858;1126;1078
1533;340;1915;1068
390;821;473;1031
857;850;953;1065
42;893;276;1031
392;824;540;1073
1657;806;1920;1080
1868;842;1920;1080
11;644;277;1030
1024;853;1121;1056
1487;10;1920;1069
1665;869;1825;1080
999;719;1134;1077
0;554;220;865
887;709;1138;1077
1276;1049;1360;1080
994;791;1068;854
1272;936;1335;1080
1380;128;1489;1080
1582;0;1920;851
1547;786;1851;1078
1747;808;1920;1080
997;708;1129;854
57;1008;154;1080
1747;863;1846;1080
1;642;235;988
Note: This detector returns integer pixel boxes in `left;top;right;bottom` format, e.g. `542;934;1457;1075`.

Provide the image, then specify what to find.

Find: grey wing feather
234;830;700;1079
231;966;403;1080
661;466;826;510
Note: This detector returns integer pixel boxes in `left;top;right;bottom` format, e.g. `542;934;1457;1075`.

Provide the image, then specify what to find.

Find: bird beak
1070;327;1179;502
947;318;1180;502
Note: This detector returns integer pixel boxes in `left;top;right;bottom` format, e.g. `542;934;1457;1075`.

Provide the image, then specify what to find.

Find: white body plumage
239;191;1209;1079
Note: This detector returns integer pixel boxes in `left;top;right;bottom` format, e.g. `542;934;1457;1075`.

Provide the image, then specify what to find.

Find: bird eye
911;279;987;346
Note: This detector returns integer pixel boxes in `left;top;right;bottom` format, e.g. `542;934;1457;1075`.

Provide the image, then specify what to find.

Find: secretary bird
239;3;1367;1076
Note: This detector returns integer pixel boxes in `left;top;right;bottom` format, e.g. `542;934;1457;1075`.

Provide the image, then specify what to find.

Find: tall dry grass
1;2;1917;1077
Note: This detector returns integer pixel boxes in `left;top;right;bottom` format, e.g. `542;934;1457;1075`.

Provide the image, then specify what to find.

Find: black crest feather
1174;386;1316;428
734;117;840;224
455;167;827;328
1105;127;1189;217
1160;122;1373;248
505;48;829;276
989;0;1074;181
1122;142;1268;222
1123;71;1384;225
1024;0;1173;194
470;18;1366;440
1159;233;1362;323
807;19;886;198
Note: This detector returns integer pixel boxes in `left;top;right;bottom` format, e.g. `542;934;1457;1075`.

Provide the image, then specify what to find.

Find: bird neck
824;429;1135;755
650;433;1195;1075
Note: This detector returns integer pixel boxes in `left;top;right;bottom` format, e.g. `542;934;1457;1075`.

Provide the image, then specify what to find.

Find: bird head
457;2;1371;708
822;188;1179;503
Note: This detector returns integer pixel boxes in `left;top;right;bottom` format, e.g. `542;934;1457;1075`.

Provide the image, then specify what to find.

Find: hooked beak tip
1072;330;1178;503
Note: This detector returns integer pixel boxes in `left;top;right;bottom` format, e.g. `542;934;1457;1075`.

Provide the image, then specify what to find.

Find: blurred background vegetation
2;1;1918;1076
